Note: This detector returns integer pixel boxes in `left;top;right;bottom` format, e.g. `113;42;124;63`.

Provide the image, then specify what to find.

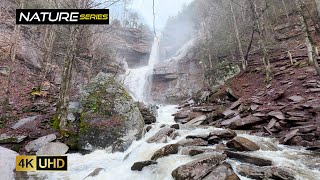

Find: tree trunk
281;0;289;19
249;0;272;83
6;0;24;105
296;0;320;75
56;26;79;130
229;0;246;70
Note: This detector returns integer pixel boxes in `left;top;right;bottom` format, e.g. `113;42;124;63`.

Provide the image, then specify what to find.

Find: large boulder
147;128;175;143
151;144;179;160
236;164;296;180
171;153;227;180
0;147;27;180
226;137;260;151
202;162;240;180
79;73;144;152
131;160;158;171
225;151;273;166
36;142;69;155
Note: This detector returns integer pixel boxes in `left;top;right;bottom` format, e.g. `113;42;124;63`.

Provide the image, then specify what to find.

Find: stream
32;105;320;180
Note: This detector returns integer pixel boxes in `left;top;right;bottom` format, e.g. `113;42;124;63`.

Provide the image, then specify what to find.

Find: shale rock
171;153;227;180
151;144;179;160
131;160;158;171
226;137;260;151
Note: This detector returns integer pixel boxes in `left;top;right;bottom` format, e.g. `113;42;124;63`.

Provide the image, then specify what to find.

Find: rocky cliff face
110;27;154;68
151;39;205;103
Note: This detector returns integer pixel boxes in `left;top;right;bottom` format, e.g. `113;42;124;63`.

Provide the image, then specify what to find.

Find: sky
130;0;193;31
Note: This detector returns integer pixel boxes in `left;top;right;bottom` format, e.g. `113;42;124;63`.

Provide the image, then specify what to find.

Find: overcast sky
131;0;193;31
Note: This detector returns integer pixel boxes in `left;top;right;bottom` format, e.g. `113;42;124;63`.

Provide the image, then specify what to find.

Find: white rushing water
124;37;160;102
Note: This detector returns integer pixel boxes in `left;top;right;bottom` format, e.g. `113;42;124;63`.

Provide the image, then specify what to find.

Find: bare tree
5;0;24;105
295;0;320;75
229;0;246;70
249;0;272;83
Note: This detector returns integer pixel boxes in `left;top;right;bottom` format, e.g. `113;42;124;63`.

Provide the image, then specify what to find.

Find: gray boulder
226;137;260;151
25;134;56;152
0;134;26;144
131;160;158;171
203;162;240;180
36;142;69;155
171;153;227;180
151;144;179;160
147;128;175;143
236;164;296;180
79;73;144;152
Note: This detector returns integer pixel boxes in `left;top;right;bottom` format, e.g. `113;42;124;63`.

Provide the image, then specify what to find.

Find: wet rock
147;128;175;143
170;131;181;140
229;115;263;129
170;124;180;129
173;111;190;120
181;147;217;156
25;134;56;152
0;134;27;144
131;160;157;171
36;142;69;155
145;126;152;132
84;168;105;179
202;162;240;180
186;134;210;140
79;73;144;152
186;115;207;125
225;151;273;166
171;153;227;180
288;96;304;103
177;138;208;147
11;116;38;130
306;145;320;152
209;129;237;140
208;136;221;145
236;164;296;180
138;104;156;124
180;148;206;156
151;144;179;160
191;106;215;112
226;137;260;151
280;129;299;144
268;111;285;120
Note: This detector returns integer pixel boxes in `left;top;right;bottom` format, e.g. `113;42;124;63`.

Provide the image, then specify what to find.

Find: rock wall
151;39;205;103
110;27;154;68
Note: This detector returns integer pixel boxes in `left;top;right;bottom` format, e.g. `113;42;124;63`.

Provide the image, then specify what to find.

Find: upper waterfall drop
124;36;160;103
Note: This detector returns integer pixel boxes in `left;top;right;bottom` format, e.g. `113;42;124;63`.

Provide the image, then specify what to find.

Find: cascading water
124;37;160;102
29;36;320;180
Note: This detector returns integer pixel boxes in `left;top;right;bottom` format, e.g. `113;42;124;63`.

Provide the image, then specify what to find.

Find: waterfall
124;37;159;103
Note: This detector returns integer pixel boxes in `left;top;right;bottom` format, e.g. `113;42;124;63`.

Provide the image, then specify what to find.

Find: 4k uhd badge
16;9;109;24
